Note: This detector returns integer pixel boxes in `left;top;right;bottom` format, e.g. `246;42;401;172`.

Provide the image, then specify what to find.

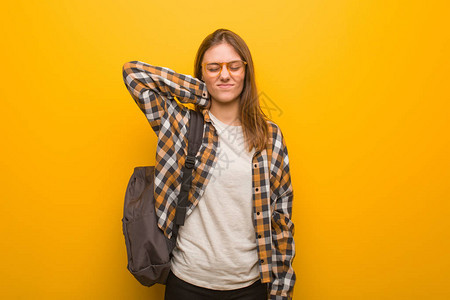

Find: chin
213;92;239;101
214;97;239;104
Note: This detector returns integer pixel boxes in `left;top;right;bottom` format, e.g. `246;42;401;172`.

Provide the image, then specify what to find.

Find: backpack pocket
122;213;171;286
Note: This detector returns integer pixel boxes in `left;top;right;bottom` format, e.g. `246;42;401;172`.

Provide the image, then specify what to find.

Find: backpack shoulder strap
186;109;204;167
172;109;204;237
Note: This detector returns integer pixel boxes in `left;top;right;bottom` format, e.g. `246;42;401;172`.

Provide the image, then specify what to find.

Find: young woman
122;28;295;300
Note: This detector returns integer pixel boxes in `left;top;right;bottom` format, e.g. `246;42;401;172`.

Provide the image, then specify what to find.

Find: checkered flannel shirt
122;61;296;299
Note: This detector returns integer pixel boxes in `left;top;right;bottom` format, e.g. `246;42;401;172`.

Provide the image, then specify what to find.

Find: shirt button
260;259;264;263
257;212;260;215
253;163;258;168
202;92;207;97
258;234;261;238
255;187;259;192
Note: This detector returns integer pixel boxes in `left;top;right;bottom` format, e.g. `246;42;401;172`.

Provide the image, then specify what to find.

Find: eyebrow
205;60;241;63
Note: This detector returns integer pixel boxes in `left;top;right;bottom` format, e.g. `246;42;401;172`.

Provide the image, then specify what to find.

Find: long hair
193;29;271;154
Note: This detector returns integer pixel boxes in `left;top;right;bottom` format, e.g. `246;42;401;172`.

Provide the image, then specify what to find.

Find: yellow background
1;0;449;299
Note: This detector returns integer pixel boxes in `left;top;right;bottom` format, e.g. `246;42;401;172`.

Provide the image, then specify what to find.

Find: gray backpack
122;109;204;286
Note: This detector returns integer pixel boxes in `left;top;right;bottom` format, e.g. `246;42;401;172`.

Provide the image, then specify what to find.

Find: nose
219;65;230;79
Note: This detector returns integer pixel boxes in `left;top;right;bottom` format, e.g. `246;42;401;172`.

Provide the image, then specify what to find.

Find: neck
209;98;241;126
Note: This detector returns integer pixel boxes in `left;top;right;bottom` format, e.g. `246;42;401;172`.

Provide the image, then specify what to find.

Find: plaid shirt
122;61;295;299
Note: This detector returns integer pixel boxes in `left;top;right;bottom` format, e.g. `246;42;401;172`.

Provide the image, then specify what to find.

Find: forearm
122;60;210;108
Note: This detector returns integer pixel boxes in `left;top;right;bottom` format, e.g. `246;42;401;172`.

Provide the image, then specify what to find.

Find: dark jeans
164;270;268;300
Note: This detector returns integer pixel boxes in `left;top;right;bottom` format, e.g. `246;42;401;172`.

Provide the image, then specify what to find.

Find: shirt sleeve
268;127;296;300
122;60;210;136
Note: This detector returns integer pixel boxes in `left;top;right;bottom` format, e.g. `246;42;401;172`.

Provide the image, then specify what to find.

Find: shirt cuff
196;81;209;100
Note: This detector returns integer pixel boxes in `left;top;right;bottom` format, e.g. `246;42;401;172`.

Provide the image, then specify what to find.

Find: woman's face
201;43;245;106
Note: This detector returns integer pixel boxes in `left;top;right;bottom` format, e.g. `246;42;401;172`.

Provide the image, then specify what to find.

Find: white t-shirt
170;111;259;290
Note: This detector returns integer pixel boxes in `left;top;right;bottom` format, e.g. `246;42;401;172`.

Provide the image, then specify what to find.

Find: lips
217;84;234;88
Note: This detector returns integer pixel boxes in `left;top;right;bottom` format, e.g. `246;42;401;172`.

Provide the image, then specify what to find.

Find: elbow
122;61;138;84
122;61;134;73
122;61;141;72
